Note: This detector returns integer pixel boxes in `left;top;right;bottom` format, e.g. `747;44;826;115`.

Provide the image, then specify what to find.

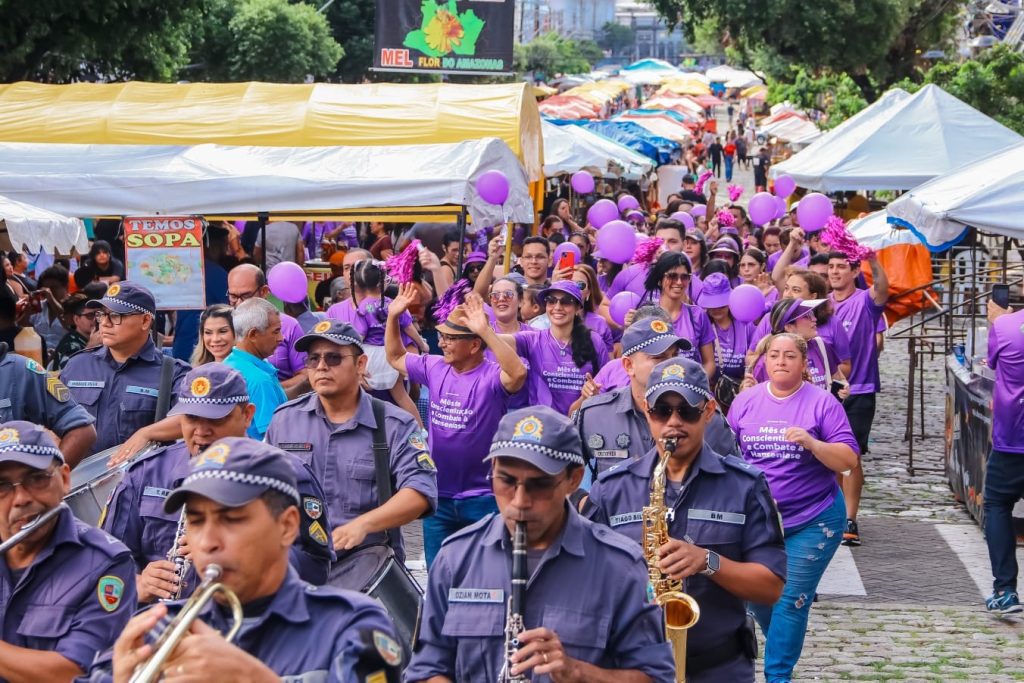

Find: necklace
552;333;570;357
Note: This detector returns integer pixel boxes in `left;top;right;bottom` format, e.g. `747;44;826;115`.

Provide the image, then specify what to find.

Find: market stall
0;193;89;254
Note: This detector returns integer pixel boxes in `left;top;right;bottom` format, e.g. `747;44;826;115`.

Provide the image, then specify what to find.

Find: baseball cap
295;320;364;353
164;437;300;513
709;238;740;257
168;363;251;420
484;406;585;475
621;318;692;357
539;280;584;307
684;229;706;244
0;422;64;469
696;272;732;309
645;358;714;407
85;281;156;316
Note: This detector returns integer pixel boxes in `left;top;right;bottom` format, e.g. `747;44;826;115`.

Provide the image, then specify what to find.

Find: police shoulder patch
25;359;46;375
303;496;323;520
408;431;428;451
416;453;436;471
372;630;403;667
308;520;329;546
97;575;125;612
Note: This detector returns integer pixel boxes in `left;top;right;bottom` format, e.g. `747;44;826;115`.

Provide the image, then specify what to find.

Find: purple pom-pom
384;240;421;284
727;184;744;202
432;278;472;322
631;237;664;267
694;170;714;195
821;216;874;261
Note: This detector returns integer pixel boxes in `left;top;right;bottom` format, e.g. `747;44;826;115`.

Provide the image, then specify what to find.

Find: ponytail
570;315;599;373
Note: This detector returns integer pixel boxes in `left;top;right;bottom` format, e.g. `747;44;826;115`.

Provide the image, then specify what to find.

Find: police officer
95;438;402;683
587;359;787;682
60;282;190;456
102;363;333;603
576;319;738;486
0;421;136;681
0;343;96;467
265;321;437;572
405;406;676;683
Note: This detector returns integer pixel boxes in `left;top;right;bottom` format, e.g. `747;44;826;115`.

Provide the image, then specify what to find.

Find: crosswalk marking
818;545;867;596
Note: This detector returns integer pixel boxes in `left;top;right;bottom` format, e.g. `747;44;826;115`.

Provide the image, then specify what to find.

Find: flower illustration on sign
404;0;485;58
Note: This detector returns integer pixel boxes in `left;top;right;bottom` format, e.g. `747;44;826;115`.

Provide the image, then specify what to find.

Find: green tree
321;0;377;83
767;68;868;130
514;32;602;77
598;22;635;56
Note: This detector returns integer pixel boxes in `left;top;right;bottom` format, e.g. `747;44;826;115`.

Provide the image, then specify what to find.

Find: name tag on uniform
143;487;171;499
689;509;746;525
0;398;10;409
594;449;627;459
448;588;504;603
610;512;643;527
67;380;105;389
126;385;159;397
279;443;313;451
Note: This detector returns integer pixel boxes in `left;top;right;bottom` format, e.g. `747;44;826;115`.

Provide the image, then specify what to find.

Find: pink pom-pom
694;170;714;195
384;240;421;284
716;209;735;227
432;278;472;322
631;237;664;267
727;184;744;202
821;216;874;261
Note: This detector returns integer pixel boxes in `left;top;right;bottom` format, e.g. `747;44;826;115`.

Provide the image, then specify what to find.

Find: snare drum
66;443;156;526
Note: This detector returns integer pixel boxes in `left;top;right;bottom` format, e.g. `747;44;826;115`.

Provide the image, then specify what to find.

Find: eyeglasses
303;352;358;369
489;291;517;302
0;468;57;499
488;472;567;499
647;402;707;423
96;311;143;326
520;254;548;262
227;290;259;305
75;311;98;320
663;272;692;283
439;333;478;343
545;296;577;307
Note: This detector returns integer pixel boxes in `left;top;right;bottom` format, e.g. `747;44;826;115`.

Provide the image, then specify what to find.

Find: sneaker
986;591;1023;614
842;519;861;546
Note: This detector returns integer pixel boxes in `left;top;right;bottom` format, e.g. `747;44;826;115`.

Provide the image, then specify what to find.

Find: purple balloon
796;192;834;232
774;195;788;219
477;170;510;205
669;211;695;230
552;241;581;266
774;174;796;199
587;199;620;229
729;284;766;323
596;220;637;264
609;291;641;326
571;170;595;194
747;191;776;226
617;195;640;212
689;204;707;218
268;262;309;304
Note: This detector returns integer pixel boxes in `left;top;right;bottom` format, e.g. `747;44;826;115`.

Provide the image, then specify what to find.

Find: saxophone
643;437;701;683
166;506;191;600
498;520;529;683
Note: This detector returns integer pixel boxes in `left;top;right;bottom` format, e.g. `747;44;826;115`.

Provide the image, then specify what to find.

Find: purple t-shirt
729;382;860;529
767;247;810;273
753;336;840;390
711;319;754;380
830;289;885;394
672;304;715;365
989;309;1024;452
585;311;615;352
268;312;306;380
327;297;413;347
405;354;511;498
514;329;609;414
593;357;630;393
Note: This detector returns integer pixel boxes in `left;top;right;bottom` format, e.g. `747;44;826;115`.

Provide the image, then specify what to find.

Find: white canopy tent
770;85;1022;191
541;121;654;179
0;194;89;254
887;141;1024;251
847;210;922;251
760;116;821;145
0;138;535;227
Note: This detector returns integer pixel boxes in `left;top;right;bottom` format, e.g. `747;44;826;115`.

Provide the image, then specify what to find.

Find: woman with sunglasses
190;304;235;366
496;280;607;415
642;252;716;380
571;264;615;353
728;332;859;683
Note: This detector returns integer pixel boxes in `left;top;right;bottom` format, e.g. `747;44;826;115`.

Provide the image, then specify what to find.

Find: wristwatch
700;549;720;577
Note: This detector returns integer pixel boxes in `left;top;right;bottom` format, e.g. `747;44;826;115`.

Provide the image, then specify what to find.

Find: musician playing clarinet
406;406;676;683
101;363;333;603
0;421;135;682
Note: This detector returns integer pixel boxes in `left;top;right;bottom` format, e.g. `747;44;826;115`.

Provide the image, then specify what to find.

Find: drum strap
370;397;395;549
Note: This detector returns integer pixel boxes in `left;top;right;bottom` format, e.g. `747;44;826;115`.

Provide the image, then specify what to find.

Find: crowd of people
0;170;900;683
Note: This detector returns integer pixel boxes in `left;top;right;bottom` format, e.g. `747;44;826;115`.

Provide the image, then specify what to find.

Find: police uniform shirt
60;339;190;454
587;445;787;682
405;507;676;683
102;440;335;587
0;352;94;436
266;391;438;564
0;507;136;674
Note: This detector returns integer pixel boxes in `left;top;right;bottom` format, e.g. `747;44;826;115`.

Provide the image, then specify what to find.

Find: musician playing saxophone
101;363;333;603
0;421;135;682
89;438;402;683
406;406;675;683
586;358;787;682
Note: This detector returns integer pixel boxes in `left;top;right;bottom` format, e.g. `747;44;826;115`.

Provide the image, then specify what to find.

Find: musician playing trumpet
0;421;135;682
586;359;787;682
406;406;675;683
90;438;402;683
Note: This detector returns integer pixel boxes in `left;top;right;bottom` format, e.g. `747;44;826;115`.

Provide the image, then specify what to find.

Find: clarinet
166;505;191;600
498;520;530;683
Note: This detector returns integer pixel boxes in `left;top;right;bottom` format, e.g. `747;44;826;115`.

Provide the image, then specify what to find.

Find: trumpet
129;564;243;683
0;503;68;554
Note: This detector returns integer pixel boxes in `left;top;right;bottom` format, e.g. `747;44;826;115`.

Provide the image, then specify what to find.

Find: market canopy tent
0;194;89;254
770;85;1023;191
887;141;1024;251
541;121;653;178
0;138;535;227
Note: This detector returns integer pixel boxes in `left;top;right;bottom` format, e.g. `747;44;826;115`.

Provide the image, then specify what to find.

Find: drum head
328;544;393;591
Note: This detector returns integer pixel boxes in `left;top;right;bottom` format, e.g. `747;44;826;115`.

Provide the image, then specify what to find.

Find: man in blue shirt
223;297;286;440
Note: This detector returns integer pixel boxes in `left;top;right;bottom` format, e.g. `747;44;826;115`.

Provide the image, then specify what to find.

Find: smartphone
557;251;577;272
992;284;1010;309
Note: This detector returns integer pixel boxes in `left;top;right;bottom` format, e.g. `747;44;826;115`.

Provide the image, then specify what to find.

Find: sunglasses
303;352;358;368
490;291;517;302
488;472;568;499
647;402;706;423
545;296;578;307
663;272;692;283
439;332;478;343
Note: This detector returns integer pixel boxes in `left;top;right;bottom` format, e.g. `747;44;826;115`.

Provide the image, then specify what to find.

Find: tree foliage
767;69;868;130
598;22;635;56
514;33;604;77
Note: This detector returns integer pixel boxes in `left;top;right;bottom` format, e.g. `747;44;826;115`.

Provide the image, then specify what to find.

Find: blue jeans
983;448;1024;593
423;494;499;567
750;492;845;683
725;156;734;181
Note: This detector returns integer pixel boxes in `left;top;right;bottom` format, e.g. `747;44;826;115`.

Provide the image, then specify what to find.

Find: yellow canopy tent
657;80;711;97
